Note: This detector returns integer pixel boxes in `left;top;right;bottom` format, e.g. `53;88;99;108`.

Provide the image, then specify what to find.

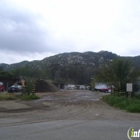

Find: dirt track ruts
0;90;140;127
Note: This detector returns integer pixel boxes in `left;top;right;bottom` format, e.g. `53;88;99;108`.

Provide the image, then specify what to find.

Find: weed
0;93;17;100
19;94;40;100
103;95;140;113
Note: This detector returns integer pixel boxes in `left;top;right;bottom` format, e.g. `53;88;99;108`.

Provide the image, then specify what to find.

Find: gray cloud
0;1;52;54
0;0;140;64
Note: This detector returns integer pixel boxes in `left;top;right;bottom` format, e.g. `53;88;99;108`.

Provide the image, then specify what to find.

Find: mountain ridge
0;51;140;71
0;51;140;85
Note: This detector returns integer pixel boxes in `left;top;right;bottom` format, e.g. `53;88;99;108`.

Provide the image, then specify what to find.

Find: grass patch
126;104;140;113
0;93;40;101
102;95;140;113
0;93;17;100
19;94;40;100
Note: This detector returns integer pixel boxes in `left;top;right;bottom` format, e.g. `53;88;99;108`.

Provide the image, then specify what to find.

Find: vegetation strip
102;95;140;113
0;93;40;101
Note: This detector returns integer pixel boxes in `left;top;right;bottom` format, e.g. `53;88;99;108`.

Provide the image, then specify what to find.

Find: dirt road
0;90;140;140
0;90;140;125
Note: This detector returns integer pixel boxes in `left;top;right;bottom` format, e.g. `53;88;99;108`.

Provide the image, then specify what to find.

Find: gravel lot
0;90;140;140
0;90;140;125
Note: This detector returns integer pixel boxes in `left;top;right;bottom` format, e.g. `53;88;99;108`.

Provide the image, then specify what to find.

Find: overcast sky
0;0;140;64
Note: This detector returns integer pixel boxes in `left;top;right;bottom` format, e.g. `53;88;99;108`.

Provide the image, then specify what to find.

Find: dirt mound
35;80;59;92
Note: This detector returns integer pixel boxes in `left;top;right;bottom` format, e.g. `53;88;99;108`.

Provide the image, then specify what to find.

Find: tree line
93;58;140;96
0;58;140;90
0;63;94;85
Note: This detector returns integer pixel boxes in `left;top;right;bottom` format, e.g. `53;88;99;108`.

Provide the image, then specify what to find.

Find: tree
11;65;50;80
0;70;13;79
0;66;4;72
22;77;35;95
94;58;139;93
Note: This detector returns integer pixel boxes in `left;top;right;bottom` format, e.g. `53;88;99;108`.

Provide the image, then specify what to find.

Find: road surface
0;90;140;140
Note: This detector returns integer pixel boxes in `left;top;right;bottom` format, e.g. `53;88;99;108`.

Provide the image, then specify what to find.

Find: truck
94;82;111;93
0;82;5;92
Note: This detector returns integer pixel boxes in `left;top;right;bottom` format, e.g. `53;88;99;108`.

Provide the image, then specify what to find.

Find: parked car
67;84;75;90
8;85;22;93
80;85;85;90
86;86;90;90
94;83;112;93
0;82;5;92
100;88;111;93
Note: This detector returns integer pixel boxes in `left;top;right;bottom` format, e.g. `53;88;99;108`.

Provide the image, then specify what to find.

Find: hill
0;51;140;85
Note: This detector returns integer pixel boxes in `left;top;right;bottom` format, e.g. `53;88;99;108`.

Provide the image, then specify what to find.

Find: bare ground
0;90;140;126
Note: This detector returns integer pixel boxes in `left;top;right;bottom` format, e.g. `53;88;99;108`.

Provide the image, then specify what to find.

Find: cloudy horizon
0;0;140;64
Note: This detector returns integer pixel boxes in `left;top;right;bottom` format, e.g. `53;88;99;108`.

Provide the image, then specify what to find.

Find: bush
19;94;40;100
0;93;40;101
0;93;17;100
102;95;125;106
135;94;140;99
126;104;140;113
114;101;128;109
102;95;140;113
